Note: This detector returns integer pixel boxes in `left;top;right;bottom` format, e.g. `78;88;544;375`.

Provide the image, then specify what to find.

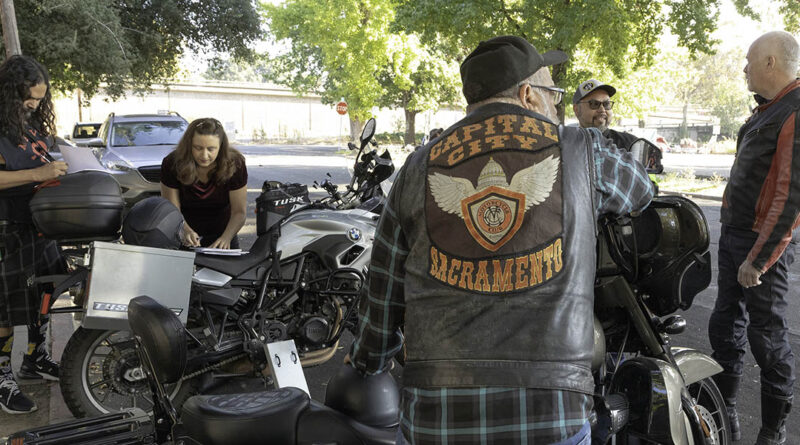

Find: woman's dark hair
173;118;242;185
0;55;55;145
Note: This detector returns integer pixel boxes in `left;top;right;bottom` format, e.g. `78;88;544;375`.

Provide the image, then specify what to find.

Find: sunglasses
579;99;614;110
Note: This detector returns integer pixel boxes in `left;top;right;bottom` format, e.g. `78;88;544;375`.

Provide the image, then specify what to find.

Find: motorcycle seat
194;235;270;276
181;387;310;445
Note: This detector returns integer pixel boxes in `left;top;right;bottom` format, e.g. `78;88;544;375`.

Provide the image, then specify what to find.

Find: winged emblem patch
429;156;559;251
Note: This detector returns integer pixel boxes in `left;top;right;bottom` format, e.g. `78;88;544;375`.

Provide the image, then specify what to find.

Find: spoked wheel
60;327;198;417
614;377;730;444
687;377;731;445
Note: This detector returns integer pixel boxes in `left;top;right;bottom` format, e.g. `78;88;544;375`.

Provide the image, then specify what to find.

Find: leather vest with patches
398;103;597;394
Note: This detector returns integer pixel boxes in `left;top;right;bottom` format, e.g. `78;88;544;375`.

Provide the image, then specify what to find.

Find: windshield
110;121;187;147
72;123;101;139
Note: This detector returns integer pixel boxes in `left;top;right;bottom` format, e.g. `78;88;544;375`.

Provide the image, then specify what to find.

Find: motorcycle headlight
104;160;134;171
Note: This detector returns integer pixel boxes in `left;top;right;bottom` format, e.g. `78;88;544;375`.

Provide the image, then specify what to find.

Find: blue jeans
553;421;591;445
708;225;796;396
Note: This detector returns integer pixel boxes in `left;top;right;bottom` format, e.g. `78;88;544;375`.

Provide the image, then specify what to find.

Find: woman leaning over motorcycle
160;118;247;249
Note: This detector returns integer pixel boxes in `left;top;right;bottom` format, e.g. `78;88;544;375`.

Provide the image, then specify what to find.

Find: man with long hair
0;55;68;414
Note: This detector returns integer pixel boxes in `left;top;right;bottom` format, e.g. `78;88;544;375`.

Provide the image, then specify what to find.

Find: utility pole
0;0;22;58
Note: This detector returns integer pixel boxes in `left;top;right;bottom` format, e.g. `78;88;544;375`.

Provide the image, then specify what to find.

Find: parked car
87;112;188;204
64;122;102;146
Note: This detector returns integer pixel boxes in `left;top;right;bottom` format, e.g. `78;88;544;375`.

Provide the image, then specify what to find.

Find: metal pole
0;0;22;58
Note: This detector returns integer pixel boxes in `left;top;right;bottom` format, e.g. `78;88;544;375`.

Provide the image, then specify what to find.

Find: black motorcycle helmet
122;197;184;249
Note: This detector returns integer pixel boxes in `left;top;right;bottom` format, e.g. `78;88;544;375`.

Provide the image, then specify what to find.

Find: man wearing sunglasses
572;79;639;151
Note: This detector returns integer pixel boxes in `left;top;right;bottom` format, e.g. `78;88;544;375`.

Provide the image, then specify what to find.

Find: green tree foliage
262;0;461;143
204;55;275;83
377;34;461;144
732;0;800;33
393;0;798;122
393;0;715;118
262;0;394;134
3;0;261;98
660;47;751;139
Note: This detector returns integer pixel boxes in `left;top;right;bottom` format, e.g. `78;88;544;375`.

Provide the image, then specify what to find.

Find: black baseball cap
460;36;568;105
572;79;616;105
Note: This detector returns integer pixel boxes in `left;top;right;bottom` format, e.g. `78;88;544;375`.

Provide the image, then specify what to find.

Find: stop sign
336;101;348;115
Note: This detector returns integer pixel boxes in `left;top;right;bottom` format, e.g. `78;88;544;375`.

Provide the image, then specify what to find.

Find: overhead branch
87;12;128;60
498;0;528;40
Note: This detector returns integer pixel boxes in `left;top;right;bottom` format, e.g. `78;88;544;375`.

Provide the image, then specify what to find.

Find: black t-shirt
0;127;53;223
161;152;248;244
602;128;639;151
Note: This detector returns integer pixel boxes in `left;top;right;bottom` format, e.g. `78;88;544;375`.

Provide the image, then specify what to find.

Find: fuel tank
277;208;379;271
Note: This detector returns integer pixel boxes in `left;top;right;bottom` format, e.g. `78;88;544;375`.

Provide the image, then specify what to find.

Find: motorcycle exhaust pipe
259;339;341;378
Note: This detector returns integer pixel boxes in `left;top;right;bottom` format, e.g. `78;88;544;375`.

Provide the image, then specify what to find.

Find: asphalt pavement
4;150;800;444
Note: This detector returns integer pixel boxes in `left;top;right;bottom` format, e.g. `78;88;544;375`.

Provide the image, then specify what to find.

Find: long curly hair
0;55;55;145
173;118;242;186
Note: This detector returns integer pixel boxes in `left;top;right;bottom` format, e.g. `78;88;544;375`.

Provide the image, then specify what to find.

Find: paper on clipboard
58;144;106;173
194;247;249;256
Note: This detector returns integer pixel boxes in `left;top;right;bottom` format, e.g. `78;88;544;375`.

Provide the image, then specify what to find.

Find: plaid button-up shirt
351;127;654;444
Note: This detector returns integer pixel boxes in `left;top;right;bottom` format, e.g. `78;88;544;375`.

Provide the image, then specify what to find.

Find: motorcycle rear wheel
60;327;199;418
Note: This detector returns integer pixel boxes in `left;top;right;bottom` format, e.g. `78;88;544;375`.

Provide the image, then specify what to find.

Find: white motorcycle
32;119;394;418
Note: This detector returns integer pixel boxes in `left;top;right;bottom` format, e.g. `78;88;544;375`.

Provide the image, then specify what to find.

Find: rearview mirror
360;118;376;145
629;138;664;174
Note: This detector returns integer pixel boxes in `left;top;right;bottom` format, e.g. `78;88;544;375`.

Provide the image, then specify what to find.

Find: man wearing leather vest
708;31;800;445
350;36;653;444
0;55;68;414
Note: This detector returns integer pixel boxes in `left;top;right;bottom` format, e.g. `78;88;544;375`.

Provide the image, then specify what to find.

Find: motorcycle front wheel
686;377;731;445
615;377;730;445
60;327;199;418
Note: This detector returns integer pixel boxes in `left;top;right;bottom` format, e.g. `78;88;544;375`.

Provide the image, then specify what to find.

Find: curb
659;190;723;202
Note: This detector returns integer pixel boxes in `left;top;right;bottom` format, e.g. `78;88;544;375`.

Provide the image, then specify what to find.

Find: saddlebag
29;170;124;242
603;195;712;316
6;408;154;444
255;181;310;235
81;241;195;330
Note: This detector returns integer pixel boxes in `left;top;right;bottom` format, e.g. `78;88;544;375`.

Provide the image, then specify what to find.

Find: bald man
708;31;800;445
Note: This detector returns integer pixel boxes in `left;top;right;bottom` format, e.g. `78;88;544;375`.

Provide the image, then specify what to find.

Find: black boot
755;392;792;445
712;373;741;441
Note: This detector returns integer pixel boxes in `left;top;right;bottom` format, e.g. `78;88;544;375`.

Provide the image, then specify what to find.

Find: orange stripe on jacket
749;112;800;271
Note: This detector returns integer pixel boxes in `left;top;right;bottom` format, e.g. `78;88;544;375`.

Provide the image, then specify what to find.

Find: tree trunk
349;117;363;142
404;108;417;146
680;102;689;140
77;89;83;122
551;62;567;124
0;0;22;58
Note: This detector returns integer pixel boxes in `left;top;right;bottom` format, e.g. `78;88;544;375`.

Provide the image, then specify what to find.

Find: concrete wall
52;81;465;143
